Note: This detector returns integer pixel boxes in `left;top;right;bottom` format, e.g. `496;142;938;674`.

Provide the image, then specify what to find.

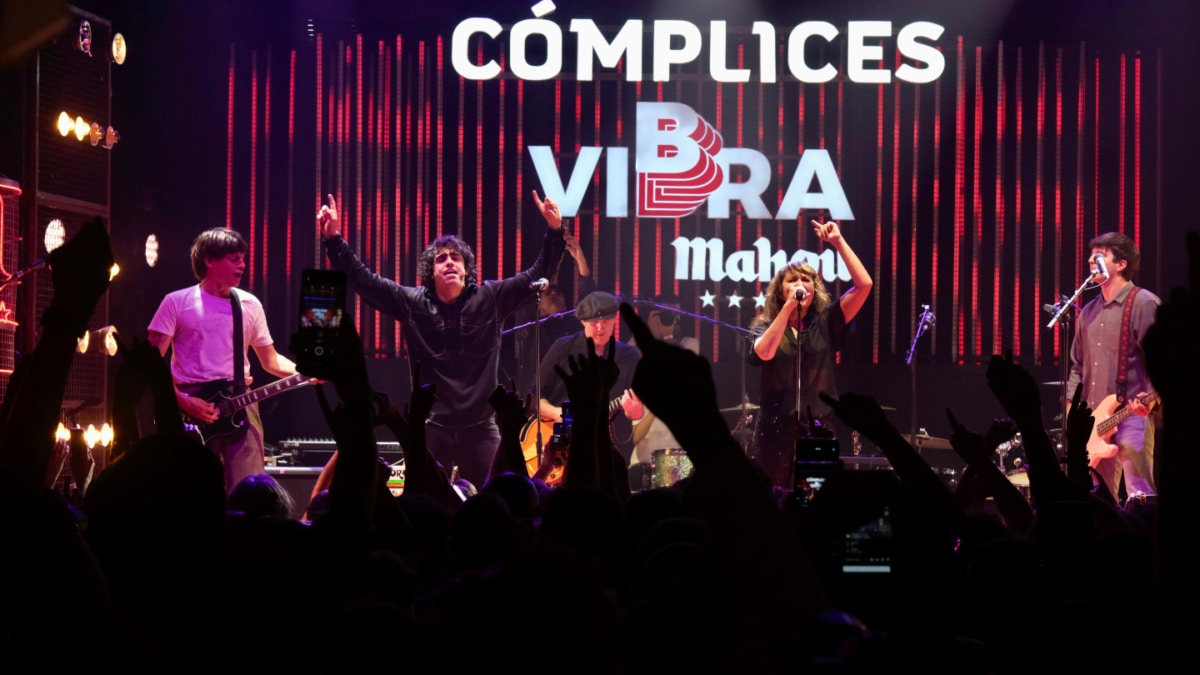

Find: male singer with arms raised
748;220;872;488
148;228;302;493
318;192;565;487
1065;231;1159;501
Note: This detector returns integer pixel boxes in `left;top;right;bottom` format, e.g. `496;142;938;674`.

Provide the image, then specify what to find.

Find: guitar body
1085;391;1159;466
187;380;250;443
519;417;565;485
1085;394;1123;464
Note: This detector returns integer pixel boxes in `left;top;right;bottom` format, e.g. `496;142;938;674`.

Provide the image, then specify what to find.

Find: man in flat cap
537;291;643;468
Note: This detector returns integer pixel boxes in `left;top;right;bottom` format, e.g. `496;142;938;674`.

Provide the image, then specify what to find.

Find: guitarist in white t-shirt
1065;231;1160;502
148;228;303;494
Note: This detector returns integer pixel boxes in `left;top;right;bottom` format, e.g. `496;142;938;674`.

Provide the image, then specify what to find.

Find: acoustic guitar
519;397;623;485
1086;391;1159;465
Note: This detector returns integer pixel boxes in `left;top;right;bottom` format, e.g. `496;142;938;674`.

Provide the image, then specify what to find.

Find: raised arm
813;219;873;323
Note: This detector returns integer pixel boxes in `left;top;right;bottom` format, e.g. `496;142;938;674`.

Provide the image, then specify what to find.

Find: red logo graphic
638;111;724;218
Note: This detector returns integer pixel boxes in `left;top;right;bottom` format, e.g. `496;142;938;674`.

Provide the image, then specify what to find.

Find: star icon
754;292;766;308
727;293;744;308
699;290;716;307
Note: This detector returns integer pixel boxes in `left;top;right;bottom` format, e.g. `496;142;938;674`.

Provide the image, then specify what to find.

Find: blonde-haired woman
748;220;873;488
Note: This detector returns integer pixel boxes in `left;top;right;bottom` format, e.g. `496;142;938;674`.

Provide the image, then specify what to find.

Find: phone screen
793;438;842;505
296;270;347;373
838;505;893;574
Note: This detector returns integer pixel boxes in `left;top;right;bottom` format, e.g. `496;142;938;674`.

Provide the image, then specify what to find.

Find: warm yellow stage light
57;111;73;136
112;33;127;65
73;116;88;141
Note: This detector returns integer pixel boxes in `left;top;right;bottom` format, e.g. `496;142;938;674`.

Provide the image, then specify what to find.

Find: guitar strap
230;289;246;395
1115;285;1141;403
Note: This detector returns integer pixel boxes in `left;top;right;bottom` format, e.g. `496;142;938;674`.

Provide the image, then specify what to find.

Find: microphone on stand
794;287;808;302
1092;253;1109;281
0;256;50;289
920;304;936;328
529;278;549;291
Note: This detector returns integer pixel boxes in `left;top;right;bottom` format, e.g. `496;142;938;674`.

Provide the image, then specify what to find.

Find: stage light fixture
45;219;66;252
99;423;114;448
55;423;71;444
57;111;73;136
101;326;118;356
76;330;89;353
109;263;120;281
89;122;103;146
104;126;119;149
112;32;126;65
83;424;100;449
145;234;159;267
73;116;88;141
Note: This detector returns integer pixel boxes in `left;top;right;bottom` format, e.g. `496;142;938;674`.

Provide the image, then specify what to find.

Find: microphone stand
905;305;935;448
1047;273;1099;441
532;289;545;466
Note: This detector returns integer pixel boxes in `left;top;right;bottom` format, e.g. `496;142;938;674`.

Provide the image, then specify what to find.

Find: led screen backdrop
213;0;1176;381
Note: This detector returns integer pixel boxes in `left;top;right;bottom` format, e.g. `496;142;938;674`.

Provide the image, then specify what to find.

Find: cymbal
905;433;953;451
1041;381;1067;386
880;404;897;412
720;403;759;412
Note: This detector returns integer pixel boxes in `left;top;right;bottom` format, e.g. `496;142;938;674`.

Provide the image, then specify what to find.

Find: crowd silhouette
2;218;1197;672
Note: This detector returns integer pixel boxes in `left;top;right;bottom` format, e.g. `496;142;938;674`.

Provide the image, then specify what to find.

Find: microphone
921;304;936;327
793;287;808;302
0;256;50;289
529;278;549;291
1092;253;1109;281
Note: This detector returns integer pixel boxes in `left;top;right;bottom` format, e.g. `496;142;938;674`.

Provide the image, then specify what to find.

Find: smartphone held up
294;269;348;379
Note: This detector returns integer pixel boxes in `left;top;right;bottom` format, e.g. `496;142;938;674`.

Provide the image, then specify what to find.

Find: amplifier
274;438;405;468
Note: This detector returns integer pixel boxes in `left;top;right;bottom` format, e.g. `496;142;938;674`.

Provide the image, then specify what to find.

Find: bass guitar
186;373;312;443
519;397;623;485
1086;391;1159;465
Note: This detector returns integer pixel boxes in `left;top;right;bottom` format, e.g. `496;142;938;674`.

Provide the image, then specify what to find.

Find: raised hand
618;303;724;449
531;189;563;229
318;194;340;238
811;218;843;246
1063;383;1094;489
945;408;991;467
43;218;114;336
818;391;893;444
490;383;530;442
985;351;1042;427
553;337;611;416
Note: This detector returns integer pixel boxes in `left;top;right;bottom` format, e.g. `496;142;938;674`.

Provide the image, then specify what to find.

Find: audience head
228;472;295;519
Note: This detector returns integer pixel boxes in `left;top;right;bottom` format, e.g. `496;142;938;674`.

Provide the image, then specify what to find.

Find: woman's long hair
750;261;832;331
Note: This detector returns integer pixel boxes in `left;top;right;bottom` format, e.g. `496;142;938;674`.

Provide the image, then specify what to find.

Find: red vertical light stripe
262;51;272;300
891;51;901;361
286;50;295;284
1013;47;1023;355
953;38;965;360
1119;55;1127;233
1033;43;1046;360
496;57;507;280
475;42;483;279
315;36;323;266
226;45;235;231
994;42;1006;356
417;42;427;249
1052;49;1063;360
589;77;601;300
931;59;942;356
436;37;445;267
1133;55;1141;245
515;78;527;272
971;47;983;358
249;51;258;286
1093;57;1100;244
872;79;883;363
911;68;921;363
1075;44;1087;280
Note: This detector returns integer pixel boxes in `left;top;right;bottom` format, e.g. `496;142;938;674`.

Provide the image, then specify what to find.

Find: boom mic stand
1047;271;1100;436
905;304;936;448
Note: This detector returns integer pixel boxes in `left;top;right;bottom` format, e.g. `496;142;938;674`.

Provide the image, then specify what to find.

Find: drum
1007;469;1030;501
651;449;693;488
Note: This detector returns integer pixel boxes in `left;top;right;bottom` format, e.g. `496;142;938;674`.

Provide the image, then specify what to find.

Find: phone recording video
295;269;348;378
792;437;842;506
837;505;894;574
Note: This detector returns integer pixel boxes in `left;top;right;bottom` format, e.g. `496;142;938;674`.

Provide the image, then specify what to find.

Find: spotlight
89;122;103;146
45;219;66;252
99;423;114;448
55;423;71;444
111;33;127;65
145;234;159;267
109;263;120;281
83;424;100;449
57;111;73;136
73;116;88;141
76;330;89;353
104;126;119;149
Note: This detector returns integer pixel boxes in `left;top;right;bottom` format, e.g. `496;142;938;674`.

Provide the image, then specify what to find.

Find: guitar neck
1097;392;1157;435
227;374;310;413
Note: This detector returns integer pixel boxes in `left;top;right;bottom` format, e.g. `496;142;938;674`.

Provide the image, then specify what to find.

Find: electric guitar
519;396;624;485
186;373;312;443
1086;391;1159;465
